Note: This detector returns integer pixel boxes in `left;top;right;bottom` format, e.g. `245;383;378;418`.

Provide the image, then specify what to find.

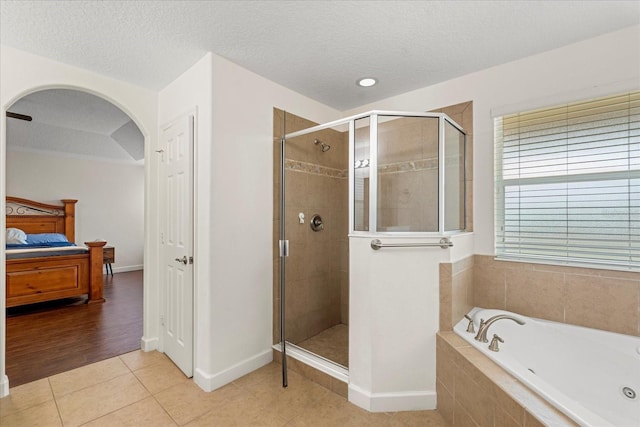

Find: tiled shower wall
273;109;349;345
440;255;640;336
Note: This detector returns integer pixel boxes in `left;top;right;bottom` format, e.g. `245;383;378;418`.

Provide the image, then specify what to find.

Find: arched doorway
0;73;158;396
5;88;145;385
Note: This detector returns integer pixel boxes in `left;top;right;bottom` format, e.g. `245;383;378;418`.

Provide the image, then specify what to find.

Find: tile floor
0;350;447;426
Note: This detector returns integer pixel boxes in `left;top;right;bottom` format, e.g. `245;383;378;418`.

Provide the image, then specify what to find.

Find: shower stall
273;108;467;404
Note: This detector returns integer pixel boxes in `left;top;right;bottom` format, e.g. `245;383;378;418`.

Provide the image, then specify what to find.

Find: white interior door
160;114;194;377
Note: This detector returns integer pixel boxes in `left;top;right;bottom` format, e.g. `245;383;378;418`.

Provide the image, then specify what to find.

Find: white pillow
6;227;27;244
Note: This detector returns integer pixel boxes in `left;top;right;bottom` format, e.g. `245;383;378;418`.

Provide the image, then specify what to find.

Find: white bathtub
453;308;640;427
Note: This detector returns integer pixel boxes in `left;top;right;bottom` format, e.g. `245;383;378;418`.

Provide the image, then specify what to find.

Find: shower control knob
310;214;324;232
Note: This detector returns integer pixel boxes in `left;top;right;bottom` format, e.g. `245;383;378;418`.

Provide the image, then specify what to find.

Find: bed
5;196;106;308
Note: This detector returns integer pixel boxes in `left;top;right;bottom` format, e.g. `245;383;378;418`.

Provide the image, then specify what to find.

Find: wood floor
5;270;143;387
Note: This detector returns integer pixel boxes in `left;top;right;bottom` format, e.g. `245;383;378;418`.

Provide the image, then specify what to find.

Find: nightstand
103;246;115;276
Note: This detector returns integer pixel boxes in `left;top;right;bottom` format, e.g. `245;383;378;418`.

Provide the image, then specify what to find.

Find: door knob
175;256;188;265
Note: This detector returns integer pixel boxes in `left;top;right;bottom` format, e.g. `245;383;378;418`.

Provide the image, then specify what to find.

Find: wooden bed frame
5;196;106;308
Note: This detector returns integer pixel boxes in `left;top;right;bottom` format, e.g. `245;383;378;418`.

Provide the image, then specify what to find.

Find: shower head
314;139;331;152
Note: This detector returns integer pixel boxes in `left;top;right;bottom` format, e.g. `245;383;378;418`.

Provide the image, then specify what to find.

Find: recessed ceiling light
357;77;377;87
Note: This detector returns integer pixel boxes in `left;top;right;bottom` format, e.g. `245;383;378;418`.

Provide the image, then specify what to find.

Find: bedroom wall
6;150;144;271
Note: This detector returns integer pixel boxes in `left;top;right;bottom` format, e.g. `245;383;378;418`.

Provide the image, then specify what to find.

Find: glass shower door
280;113;350;371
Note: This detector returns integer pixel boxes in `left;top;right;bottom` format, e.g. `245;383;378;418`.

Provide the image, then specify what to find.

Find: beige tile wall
273;109;349;346
440;255;640;336
439;256;474;332
473;256;640;336
436;332;577;427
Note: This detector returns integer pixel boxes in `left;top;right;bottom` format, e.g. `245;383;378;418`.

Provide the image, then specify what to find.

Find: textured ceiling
7;90;144;163
2;1;639;110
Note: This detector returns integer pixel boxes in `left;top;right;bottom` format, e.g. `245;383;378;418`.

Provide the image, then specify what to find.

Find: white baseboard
0;374;9;398
108;265;143;274
140;336;158;352
348;383;436;412
194;349;273;392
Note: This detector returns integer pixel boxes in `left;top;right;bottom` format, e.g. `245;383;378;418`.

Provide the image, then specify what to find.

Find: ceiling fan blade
6;111;32;121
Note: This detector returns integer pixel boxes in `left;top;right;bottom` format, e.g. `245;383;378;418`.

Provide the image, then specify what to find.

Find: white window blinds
495;91;640;270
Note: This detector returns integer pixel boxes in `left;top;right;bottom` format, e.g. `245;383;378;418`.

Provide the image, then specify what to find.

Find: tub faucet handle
464;314;475;333
489;334;504;352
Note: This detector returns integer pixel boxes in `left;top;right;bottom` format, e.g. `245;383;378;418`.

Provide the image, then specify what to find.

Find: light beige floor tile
4;353;449;427
133;357;190;394
242;367;318;396
284;392;371;426
119;350;171;372
184;391;289;426
82;397;177;427
247;373;335;423
232;361;282;388
49;357;130;397
389;409;448;426
56;372;149;427
154;380;243;425
0;400;62;427
0;378;53;418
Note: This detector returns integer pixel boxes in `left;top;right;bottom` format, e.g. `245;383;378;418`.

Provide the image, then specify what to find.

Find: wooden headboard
6;197;78;243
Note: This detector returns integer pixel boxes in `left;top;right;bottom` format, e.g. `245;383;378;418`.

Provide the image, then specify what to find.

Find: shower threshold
272;342;348;384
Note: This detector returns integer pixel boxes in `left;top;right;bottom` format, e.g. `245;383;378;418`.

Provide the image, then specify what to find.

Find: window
494;91;639;270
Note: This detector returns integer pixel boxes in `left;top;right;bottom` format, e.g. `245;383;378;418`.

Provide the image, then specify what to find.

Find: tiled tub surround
438;256;639;426
440;255;640;337
437;332;577;427
439;255;475;332
454;308;640;426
